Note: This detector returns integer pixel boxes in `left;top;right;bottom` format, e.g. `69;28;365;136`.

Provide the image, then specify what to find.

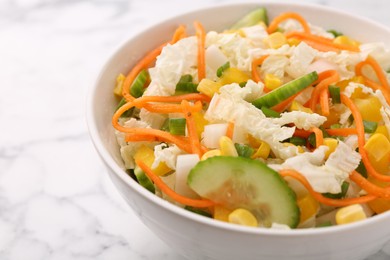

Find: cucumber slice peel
230;7;269;30
252;71;318;109
187;156;299;228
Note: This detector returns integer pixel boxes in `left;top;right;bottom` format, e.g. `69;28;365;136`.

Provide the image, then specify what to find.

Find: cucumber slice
187;156;299;228
231;8;269;30
134;166;155;193
252;71;318;109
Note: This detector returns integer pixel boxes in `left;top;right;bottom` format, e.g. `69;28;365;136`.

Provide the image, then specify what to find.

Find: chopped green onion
327;29;343;37
308;127;330;147
252;71;318;108
115;97;134;118
330;123;341;129
316;221;333;228
175;74;198;94
329;85;341;104
169;118;186;136
234;143;254;158
161;118;170;132
230;7;269;29
239;82;247;88
134;166;155;193
356;160;368;178
185;206;212;218
217;62;230;77
322;181;349;199
261;106;281;118
289;136;306;146
130;69;149;98
363;120;378;133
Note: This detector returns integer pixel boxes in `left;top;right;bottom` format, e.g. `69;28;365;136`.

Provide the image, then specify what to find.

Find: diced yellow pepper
197;79;222;97
283;142;304;153
289;100;313;114
265;32;287;49
201;149;221;161
297;194;319;224
193;112;208;138
333;35;360;47
228;208;259;227
374;125;390;140
252;141;271;159
367;177;390;214
113;73;126;96
287;38;301;47
323;138;338;159
364;133;390;174
133;145;171;176
335;204;367;225
247;134;262;148
219;136;238;157
322;106;342;128
219;68;251;85
354;96;382;122
336;76;367;99
264;74;283;90
213;205;233;222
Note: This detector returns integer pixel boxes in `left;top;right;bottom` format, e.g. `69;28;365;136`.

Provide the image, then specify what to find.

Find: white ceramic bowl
87;2;390;260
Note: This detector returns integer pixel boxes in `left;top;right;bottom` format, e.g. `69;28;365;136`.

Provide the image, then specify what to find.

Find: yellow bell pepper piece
333;35;360;47
219;68;251;85
264;74;283;90
287;38;301;46
133;145;171;176
201;149;221;161
213;205;233;222
197;79;222;98
374;125;390;140
289;100;313;114
336;76;367;99
193;112;208;138
335;204;367;225
364;133;390;174
252;140;271;159
367;177;390;214
297;194;319;224
228;208;258;227
113;73;126;97
265;32;287;49
219;136;238;157
354;96;382;122
323;138;338;159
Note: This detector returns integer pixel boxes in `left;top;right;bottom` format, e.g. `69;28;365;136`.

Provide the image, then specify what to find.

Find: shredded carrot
272;91;302;112
285;31;360;52
171;25;187;43
310;70;340;114
132;93;211;106
251;55;269;83
182;100;202;157
226;121;235;140
319;88;330;116
341;94;390;182
194;21;206;81
310;127;324;147
355;56;390;104
140;101;203;114
294;129;311;138
136;160;215;208
349;171;390;198
267;12;310;34
280;169;377;207
325;128;358;136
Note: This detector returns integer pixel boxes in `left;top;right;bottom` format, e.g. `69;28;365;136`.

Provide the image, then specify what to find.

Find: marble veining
1;0;390;259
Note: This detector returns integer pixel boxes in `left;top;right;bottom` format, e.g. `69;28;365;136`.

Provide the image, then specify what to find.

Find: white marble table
1;0;390;259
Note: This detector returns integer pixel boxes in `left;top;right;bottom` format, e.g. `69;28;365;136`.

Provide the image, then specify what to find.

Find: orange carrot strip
341;94;390;182
136;160;215;208
294;129;311;138
171;25;187;44
226;121;235;139
133;93;211;107
286;31;360;52
280;169;377;207
141;101;203;114
271;91;301;112
350;171;390;198
325;128;358;136
251;55;269;83
267;12;310;34
182;100;202;157
319;88;330;116
310;70;340;113
194;21;206;81
311;127;323;147
355;56;390;104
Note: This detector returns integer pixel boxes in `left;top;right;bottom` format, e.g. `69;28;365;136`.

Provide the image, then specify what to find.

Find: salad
112;8;390;229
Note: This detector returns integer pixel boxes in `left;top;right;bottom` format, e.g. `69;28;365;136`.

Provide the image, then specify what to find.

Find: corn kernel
297;194;319;224
354;96;382;122
219;68;251;85
213;205;233;222
228;208;258;227
289;100;313;114
283;142;304;153
133;145;171;176
264;74;283;90
364;133;390;174
287;38;301;46
335;204;367;225
201;149;221;160
219;136;238;156
323;138;338;159
197;79;222;97
193;112;208;138
374;125;390;140
252;141;271;159
113;73;126;96
333;35;360;47
266;32;287;49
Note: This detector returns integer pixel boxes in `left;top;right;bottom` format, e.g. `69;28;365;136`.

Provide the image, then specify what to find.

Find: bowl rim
87;0;390;237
